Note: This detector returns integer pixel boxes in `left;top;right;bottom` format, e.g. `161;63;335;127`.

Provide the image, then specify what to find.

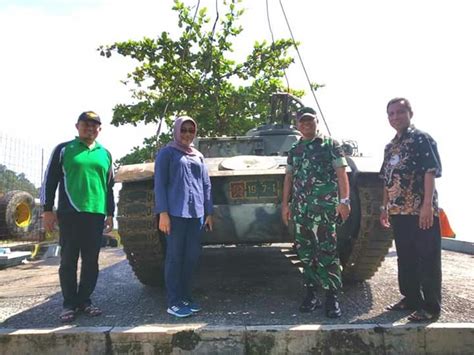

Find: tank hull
116;159;392;286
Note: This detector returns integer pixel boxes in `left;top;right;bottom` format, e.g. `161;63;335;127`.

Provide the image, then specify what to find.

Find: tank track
117;180;165;287
342;173;393;281
117;174;391;285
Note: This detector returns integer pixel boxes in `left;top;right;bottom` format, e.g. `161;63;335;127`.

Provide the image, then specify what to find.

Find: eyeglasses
180;128;196;134
78;121;100;129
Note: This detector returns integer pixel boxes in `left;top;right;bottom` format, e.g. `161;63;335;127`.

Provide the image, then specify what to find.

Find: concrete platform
0;251;31;269
1;245;473;354
1;323;473;354
442;238;474;254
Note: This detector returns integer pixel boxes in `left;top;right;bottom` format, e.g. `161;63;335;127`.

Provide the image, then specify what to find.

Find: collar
75;137;100;150
300;132;324;144
392;124;416;143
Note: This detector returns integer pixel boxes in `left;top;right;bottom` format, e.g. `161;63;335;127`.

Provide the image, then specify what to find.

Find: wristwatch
339;198;351;206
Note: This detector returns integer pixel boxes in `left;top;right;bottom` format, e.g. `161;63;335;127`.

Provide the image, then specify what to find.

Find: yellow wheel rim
15;202;31;228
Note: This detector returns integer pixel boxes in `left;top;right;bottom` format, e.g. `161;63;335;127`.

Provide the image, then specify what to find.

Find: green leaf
101;0;311;165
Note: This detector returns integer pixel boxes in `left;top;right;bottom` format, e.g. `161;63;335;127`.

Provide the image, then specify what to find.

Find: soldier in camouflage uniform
282;107;350;318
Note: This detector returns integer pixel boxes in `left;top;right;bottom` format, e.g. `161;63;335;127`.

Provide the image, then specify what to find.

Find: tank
115;93;393;286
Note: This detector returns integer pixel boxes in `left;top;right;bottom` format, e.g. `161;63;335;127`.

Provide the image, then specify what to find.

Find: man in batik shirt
380;97;442;322
282;107;350;318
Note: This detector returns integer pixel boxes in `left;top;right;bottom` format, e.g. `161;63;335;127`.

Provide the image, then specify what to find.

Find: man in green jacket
41;111;114;323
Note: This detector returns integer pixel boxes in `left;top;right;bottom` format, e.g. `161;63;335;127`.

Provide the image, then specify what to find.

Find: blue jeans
165;216;204;307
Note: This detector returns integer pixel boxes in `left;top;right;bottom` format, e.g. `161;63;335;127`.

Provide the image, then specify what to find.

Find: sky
0;0;471;241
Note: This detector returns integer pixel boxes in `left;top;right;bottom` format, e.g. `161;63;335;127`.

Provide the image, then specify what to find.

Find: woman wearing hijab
154;116;214;318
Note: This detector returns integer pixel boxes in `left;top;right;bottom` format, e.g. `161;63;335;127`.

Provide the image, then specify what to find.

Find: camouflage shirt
287;135;347;226
380;125;442;216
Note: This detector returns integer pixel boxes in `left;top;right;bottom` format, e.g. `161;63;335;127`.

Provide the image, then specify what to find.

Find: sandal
386;298;415;311
59;309;76;323
80;304;102;317
407;309;439;322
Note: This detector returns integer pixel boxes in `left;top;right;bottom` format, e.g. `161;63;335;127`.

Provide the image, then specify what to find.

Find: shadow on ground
3;245;471;328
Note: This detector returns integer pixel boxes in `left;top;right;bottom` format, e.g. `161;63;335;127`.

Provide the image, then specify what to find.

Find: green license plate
229;180;278;199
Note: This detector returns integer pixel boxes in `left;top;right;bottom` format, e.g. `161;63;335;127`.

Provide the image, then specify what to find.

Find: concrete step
442;238;474;254
0;251;31;269
1;323;473;354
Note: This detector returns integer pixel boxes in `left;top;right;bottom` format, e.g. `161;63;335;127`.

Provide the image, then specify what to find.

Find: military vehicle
115;93;392;286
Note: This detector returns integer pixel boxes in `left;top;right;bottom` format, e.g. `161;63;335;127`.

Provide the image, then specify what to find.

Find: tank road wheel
0;190;34;239
117;180;166;287
340;173;393;282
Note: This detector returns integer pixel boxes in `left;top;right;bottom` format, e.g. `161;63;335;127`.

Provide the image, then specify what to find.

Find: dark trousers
165;216;204;307
391;215;442;315
57;212;104;310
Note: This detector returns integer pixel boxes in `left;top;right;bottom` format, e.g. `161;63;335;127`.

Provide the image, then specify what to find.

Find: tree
100;0;304;165
0;164;39;197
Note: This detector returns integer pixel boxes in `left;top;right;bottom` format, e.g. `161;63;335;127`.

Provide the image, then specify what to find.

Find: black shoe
325;291;342;318
299;288;322;313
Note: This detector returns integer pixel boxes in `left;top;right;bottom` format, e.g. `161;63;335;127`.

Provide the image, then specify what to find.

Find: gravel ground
0;244;473;328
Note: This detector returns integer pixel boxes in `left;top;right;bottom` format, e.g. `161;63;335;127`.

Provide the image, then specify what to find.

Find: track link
342;173;393;281
117;180;165;287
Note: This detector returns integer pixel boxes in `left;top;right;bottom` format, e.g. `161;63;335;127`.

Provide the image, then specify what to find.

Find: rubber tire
0;190;34;239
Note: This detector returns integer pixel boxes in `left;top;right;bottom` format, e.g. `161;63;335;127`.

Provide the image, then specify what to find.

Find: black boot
299;287;322;313
325;290;342;318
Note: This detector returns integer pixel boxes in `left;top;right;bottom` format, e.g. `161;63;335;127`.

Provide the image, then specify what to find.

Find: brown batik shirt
379;125;442;216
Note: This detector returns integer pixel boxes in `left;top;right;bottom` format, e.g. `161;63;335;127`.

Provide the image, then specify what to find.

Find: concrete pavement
1;245;473;354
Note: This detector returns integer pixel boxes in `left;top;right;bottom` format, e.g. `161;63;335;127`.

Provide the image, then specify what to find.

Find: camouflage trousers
294;220;342;291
